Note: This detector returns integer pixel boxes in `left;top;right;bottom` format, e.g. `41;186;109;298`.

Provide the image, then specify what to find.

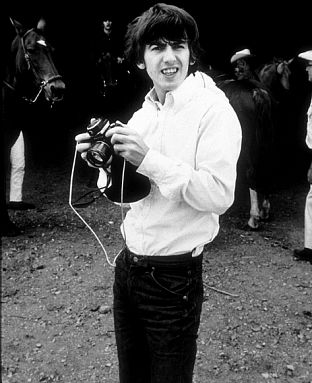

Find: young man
294;49;312;264
76;4;241;382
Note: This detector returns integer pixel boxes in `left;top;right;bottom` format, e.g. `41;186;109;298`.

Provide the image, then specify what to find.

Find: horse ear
9;18;24;36
37;18;46;31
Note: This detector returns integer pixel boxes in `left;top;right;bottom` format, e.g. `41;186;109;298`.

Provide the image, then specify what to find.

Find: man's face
103;20;112;31
233;58;251;80
140;39;191;103
306;61;312;82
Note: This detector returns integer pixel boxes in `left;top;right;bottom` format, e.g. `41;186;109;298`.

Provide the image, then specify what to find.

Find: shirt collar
145;72;202;111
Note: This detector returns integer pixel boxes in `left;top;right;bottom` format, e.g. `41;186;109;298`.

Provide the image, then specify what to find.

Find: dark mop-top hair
124;3;202;72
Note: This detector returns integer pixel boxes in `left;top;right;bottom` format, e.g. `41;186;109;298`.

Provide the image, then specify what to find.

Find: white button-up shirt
122;71;242;255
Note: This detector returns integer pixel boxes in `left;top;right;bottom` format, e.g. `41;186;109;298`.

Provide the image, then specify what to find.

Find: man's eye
172;42;186;49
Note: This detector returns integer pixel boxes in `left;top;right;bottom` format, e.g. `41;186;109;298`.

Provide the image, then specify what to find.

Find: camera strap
70;173;112;208
69;145;127;267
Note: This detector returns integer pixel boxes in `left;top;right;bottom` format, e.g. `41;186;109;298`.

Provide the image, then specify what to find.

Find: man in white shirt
76;4;241;382
294;49;312;263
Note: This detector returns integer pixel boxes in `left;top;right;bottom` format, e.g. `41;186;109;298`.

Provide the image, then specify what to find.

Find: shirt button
133;256;138;262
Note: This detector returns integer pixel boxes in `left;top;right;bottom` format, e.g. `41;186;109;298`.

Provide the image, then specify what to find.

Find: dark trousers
113;247;204;383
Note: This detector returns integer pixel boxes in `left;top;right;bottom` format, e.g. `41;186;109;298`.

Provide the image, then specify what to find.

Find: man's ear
137;62;146;70
190;54;196;66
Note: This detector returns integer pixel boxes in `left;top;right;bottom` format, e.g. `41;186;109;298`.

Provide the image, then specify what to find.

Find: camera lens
86;141;113;168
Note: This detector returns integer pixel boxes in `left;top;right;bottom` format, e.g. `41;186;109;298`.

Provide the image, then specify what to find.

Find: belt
124;247;202;266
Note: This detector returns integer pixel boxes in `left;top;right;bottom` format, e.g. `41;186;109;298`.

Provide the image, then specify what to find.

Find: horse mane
257;60;277;88
257;57;292;101
10;35;25;73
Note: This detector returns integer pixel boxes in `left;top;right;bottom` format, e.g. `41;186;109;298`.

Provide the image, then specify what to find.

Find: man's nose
163;46;176;62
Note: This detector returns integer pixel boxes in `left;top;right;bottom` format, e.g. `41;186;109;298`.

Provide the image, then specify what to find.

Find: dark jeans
113;247;204;383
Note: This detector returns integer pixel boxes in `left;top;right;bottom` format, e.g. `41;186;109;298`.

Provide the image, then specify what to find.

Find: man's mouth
161;68;178;75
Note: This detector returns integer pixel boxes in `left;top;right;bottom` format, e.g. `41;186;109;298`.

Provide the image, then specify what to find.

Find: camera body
84;117;151;203
86;118;118;168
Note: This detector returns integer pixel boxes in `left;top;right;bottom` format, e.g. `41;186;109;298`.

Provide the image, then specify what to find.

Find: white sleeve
137;105;242;214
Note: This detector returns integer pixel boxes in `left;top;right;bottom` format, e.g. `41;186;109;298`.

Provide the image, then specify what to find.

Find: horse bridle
3;27;63;105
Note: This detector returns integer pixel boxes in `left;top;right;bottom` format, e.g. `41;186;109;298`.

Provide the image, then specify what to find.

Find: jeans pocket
150;267;190;298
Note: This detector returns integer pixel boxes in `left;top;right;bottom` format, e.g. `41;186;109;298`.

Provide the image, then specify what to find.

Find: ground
1;149;312;383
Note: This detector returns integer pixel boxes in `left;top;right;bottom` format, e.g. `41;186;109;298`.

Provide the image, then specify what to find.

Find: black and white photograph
1;2;311;382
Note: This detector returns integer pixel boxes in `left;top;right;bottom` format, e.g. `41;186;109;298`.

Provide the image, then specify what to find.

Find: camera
86;117;118;168
84;117;151;203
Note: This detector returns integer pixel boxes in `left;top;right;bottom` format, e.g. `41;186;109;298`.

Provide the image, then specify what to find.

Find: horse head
258;57;293;92
8;18;65;105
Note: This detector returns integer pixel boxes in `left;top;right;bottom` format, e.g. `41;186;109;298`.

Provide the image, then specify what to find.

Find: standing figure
76;3;241;382
294;50;312;264
7;131;35;210
0;121;20;236
228;48;274;229
96;17;124;92
230;48;261;84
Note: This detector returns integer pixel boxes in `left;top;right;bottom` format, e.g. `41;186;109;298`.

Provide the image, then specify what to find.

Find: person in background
6;131;35;210
76;3;241;382
293;49;312;264
0;128;21;236
95;16;124;92
230;48;262;85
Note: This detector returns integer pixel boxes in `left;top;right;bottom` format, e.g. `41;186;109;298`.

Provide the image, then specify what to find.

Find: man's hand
106;122;149;167
75;132;91;152
75;132;98;168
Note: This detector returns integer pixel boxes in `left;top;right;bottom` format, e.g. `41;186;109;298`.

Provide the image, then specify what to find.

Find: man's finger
76;142;92;153
75;132;91;143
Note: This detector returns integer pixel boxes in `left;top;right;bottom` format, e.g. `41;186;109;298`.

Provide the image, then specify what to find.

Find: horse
2;17;65;145
205;58;292;230
1;17;65;231
258;57;292;95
